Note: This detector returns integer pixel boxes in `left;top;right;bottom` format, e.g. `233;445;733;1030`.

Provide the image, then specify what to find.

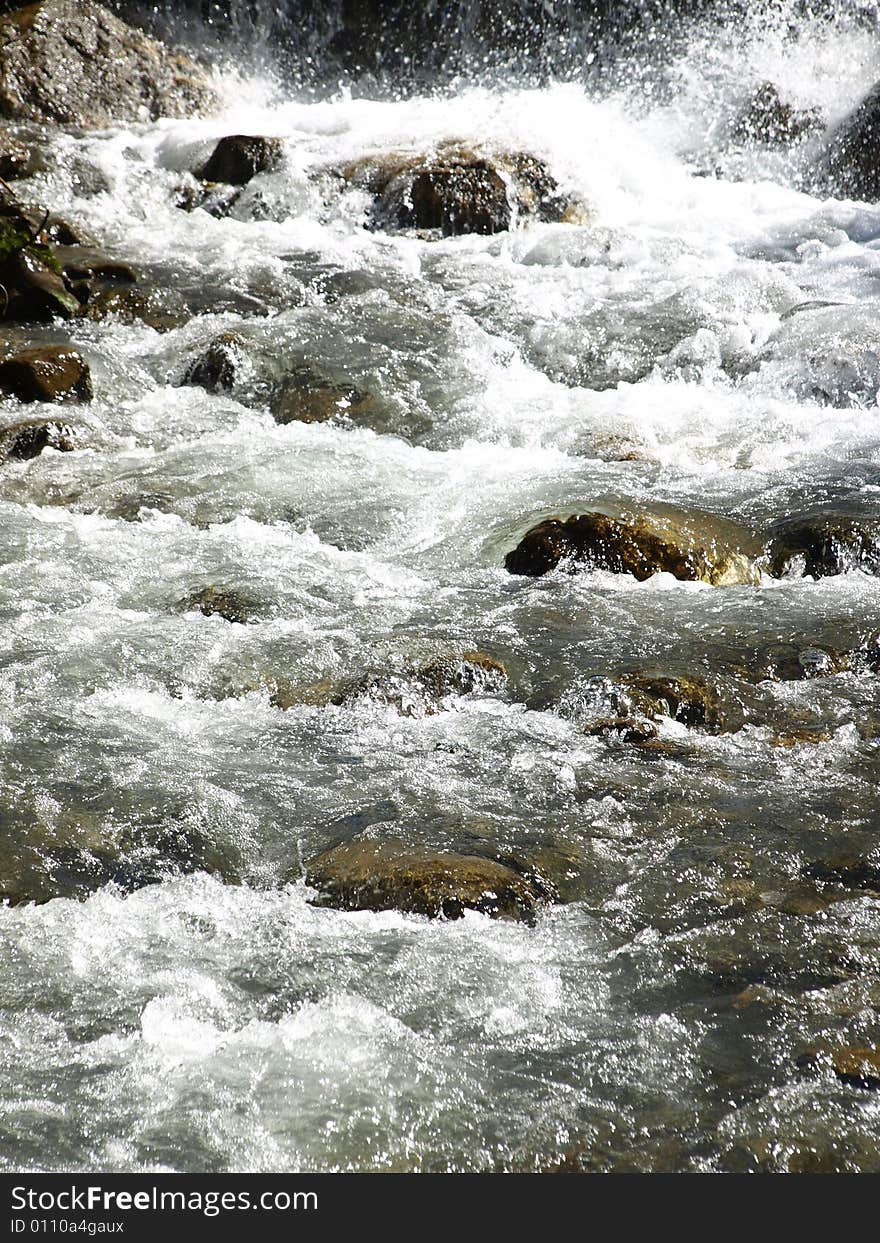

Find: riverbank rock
766;510;880;578
0;345;91;402
0;416;73;458
344;146;576;236
504;506;760;585
0;1;217;129
731;82;822;146
198;135;283;186
305;839;545;921
816;80;880;200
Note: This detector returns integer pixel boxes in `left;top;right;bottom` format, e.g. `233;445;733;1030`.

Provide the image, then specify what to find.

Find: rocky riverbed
0;0;880;1173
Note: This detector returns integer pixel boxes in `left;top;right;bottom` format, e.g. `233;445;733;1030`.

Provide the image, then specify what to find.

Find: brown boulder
305;839;545;921
505;506;760;586
0;0;217;129
0;345;91;402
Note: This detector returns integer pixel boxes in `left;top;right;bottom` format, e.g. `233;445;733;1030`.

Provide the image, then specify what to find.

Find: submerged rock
816;80;880;201
755;642;847;681
731;82;822;146
177;586;265;625
504;506;760;586
84;286;190;333
767;511;880;578
273;366;376;425
797;1046;880;1091
0;0;217;129
332;651;508;715
0;345;91;402
624;673;728;733
198;135;283;186
178;332;245;393
305;839;544;921
0;416;74;458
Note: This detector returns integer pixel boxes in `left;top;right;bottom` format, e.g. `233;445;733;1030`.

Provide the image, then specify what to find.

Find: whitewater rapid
2;3;880;1171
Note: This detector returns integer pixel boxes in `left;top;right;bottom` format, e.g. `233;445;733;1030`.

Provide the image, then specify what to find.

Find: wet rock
624;674;729;733
347;146;577;237
505;506;760;586
55;245;136;287
0;345;91;403
0;129;31;179
755;641;846;681
273;366;376;425
584;716;659;745
332;651;508;715
797;1046;880;1091
0;246;80;321
769;726;833;748
305;838;545;921
766;511;880;579
731;82;823;146
0;417;74;459
803;856;880;896
178;331;245;393
384;155;510;235
178;586;265;625
816;80;880;201
84;286;190;333
0;1;217;130
198;135;283;186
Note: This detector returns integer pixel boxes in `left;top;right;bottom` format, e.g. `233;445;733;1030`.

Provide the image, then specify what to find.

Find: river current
2;2;880;1172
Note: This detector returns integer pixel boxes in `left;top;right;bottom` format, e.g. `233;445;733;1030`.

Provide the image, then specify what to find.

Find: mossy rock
505;506;760;586
305;838;545;922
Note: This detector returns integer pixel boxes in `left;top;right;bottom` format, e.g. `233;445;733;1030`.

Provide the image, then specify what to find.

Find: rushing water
2;1;880;1173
